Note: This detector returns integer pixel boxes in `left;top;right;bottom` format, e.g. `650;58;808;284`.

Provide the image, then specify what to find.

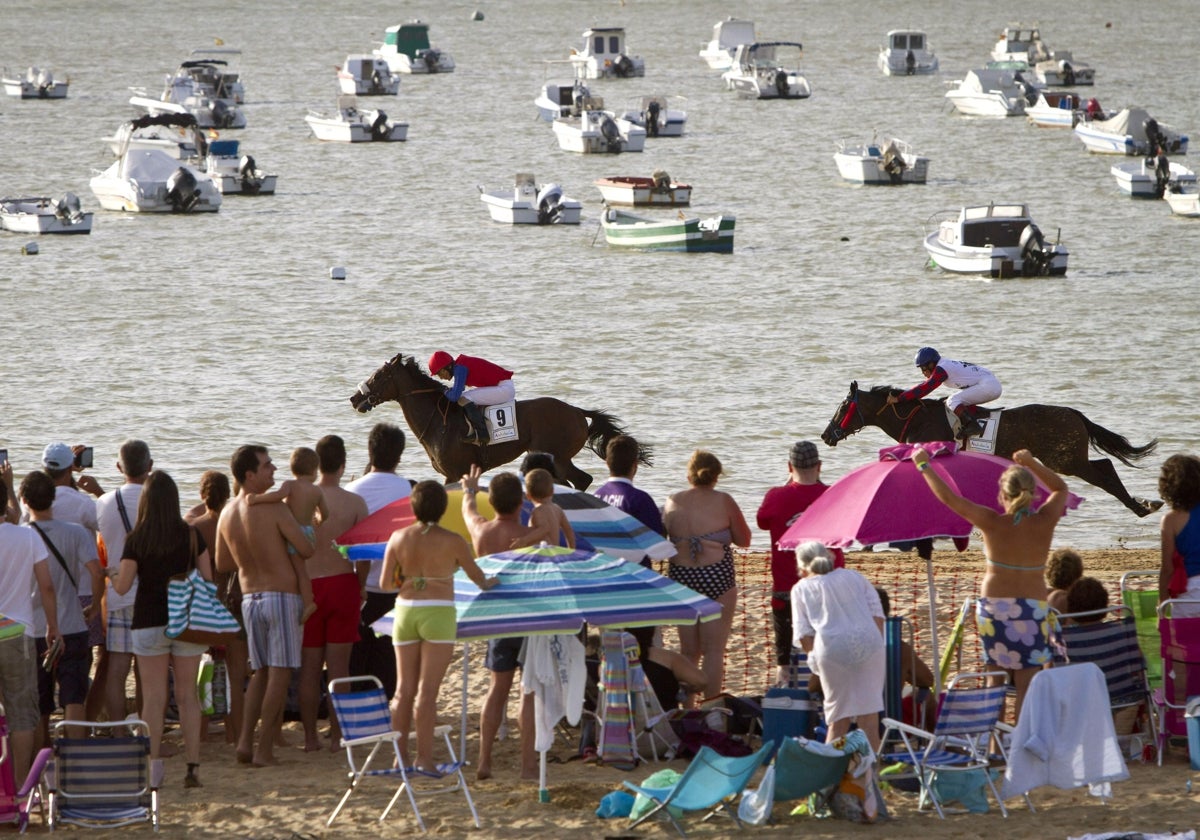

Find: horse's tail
1072;409;1159;468
582;410;654;466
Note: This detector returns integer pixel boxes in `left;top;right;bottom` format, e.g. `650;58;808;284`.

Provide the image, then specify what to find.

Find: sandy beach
123;545;1200;839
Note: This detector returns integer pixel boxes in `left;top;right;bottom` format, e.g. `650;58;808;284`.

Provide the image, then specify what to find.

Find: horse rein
875;400;922;443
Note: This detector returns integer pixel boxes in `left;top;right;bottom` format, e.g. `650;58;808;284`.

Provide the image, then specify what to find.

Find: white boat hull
89;150;222;213
3;78;69;98
552;112;645;154
833;140;929;185
305;112;408;142
945;90;1024;117
724;72;811;100
594;177;691;206
1165;189;1200;217
375;50;455;74
877;52;938;76
699;18;756;71
0;198;93;234
924;233;1068;277
479;190;581;225
1111;160;1196;198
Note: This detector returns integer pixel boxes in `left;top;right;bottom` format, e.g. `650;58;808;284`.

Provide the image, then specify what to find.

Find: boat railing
923;209;960;237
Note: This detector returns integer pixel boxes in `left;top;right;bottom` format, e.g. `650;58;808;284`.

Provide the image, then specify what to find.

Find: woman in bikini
913;447;1070;720
380;480;497;776
663;450;752;702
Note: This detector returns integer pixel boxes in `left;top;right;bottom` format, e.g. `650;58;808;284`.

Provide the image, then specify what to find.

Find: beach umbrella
335;496;416;560
779;442;1083;692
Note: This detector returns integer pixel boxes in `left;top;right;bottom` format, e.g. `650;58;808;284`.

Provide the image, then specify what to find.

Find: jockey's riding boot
462;401;490;444
954;407;984;441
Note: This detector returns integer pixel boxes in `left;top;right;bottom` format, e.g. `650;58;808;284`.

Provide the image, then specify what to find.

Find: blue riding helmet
914;347;940;367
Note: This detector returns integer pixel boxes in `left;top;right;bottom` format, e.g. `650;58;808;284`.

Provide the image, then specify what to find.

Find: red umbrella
336;497;416;560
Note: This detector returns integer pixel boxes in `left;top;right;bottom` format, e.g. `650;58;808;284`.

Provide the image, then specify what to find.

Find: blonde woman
914;447;1069;719
790;542;885;751
663;450;751;700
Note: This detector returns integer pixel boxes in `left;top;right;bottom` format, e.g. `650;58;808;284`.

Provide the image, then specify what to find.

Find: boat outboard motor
54;193;84;224
773;68;790;97
238;154;262;194
651;169;671;190
1143;118;1165;154
536;184;564;225
1060;60;1075;86
643;99;661;137
370;111;391;141
570;83;586;116
1018;223;1052;276
36;68;53;97
211;99;235;129
1153;153;1172;198
166;168;201;212
370;68;384;94
600;115;623;153
613;54;634;78
881;143;907;184
905;49;916;76
423;49;441;73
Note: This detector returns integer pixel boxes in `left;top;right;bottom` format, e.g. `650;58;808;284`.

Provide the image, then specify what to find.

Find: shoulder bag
166;528;241;646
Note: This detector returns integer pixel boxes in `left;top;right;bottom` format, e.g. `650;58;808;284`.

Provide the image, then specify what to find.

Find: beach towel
598;630;637;767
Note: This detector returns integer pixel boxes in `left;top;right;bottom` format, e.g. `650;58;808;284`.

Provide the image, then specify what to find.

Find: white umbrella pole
460;642;469;763
925;557;942;698
539;751;549;803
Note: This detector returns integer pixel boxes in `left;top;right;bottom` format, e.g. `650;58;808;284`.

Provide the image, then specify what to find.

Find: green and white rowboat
600;208;734;253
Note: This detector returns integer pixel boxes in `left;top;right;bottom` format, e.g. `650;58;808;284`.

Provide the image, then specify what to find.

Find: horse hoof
1137;498;1165;516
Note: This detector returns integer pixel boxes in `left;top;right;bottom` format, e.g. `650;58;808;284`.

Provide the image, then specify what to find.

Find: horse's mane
867;384;901;397
393;353;441;389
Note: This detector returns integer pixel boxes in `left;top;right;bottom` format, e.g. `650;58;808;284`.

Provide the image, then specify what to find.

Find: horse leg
559;459;593;491
1065;457;1162;517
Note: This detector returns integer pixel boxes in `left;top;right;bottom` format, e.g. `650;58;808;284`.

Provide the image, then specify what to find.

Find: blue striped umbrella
453;545;719;640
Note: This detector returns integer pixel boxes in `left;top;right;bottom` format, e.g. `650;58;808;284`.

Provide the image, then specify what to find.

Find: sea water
2;0;1197;550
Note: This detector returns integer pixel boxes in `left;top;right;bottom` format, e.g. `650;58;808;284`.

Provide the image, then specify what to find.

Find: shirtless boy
215;445;316;767
510;468;575;550
461;465;538;781
247;446;326;624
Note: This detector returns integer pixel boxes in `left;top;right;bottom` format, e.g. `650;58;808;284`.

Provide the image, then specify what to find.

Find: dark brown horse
821;381;1162;516
348;353;648;490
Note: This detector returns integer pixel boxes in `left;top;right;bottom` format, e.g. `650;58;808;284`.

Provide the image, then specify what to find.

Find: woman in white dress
790;542;885;751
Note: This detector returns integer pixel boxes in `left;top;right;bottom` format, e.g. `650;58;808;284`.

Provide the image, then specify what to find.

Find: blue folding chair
623;743;774;837
879;671;1024;818
772;735;852;812
325;676;478;832
46;719;159;832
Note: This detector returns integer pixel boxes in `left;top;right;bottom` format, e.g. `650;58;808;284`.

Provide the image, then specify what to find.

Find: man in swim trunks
428;350;515;444
298;435;369;753
461;465;538;781
886;347;1002;441
215;445;315;767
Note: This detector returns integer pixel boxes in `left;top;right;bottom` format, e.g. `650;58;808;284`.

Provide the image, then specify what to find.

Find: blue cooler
761;687;815;750
1186;697;1200;771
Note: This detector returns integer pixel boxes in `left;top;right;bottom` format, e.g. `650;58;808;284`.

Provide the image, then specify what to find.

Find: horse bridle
829;394;864;442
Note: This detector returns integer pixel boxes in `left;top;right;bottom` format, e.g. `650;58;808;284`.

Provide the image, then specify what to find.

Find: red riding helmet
428;350;454;374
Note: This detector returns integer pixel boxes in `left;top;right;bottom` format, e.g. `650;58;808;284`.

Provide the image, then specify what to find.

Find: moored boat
479;174;581;225
203;139;277;195
944;69;1027;117
1164;184;1200;217
1111;157;1195;199
601;208;734;253
722;42;811;99
305;95;407;142
617;95;686;138
923;203;1067;278
373;20;455;74
2;66;69;98
1025;90;1085;128
699;17;756;71
551;102;645;154
1074;107;1188;156
89;148;222;213
337;55;400;96
877;30;938;76
0;194;93;234
569;27;644;80
593;172;691;206
833;136;929;184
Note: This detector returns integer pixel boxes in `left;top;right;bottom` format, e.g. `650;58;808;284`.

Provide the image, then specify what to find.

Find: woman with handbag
113;471;210;788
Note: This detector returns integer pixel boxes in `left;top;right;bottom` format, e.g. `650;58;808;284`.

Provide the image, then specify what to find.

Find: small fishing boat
305;95;407;142
1074;107;1188;156
990;24;1094;86
373;20;455;74
2;66;69;98
601;208;734;253
179;50;245;103
551;102;645;154
877;30;938;76
944;69;1027;117
833;136;929;185
1025;90;1086;128
593;172;691;206
722;42;811;99
1111;157;1196;199
533;78;591;122
569;27;644;80
699;17;756;71
923;203;1067;278
1164;184;1200;217
337;55;400;96
617;95;686;138
0;194;93;234
89;149;222;213
479;174;581;225
203;139;277;195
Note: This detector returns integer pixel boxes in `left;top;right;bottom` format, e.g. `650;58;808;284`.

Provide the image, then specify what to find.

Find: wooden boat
601;208;734;253
593;173;691;206
0;195;93;234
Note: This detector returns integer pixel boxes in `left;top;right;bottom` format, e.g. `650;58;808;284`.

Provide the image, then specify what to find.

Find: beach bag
166;529;241;646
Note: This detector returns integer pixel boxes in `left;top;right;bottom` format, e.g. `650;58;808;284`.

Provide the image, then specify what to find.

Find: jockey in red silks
886;347;1002;441
428;351;516;444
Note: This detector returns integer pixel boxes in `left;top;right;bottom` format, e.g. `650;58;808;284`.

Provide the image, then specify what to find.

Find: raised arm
1012;449;1070;519
912;447;1000;528
247;481;292;507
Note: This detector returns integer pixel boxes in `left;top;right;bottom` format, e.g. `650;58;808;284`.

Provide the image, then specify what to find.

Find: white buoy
329;266;346;280
471;9;484;21
22;242;39;255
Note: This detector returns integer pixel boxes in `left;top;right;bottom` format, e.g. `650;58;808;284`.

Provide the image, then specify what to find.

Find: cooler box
761;687;815;749
1186;697;1200;771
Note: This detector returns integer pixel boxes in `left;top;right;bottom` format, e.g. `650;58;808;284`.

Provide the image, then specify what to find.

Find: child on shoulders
510;468;575;550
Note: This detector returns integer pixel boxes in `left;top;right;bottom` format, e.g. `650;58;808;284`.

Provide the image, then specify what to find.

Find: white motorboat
129;74;246;129
551;101;645;154
305;95;408;142
1164;184;1200;217
1025;90;1086;128
593;172;691;207
2;66;69;98
374;20;455;74
1111;156;1196;199
944;69;1027;117
617;95;686;138
877;30;938;76
181;49;245;103
1074;108;1188;156
569;27;644;80
533;78;591;122
337;55;400;96
990;24;1094;86
89;148;221;213
699;17;756;71
833;136;929;185
923;203;1067;278
722;42;811;99
479;174;581;225
203;139;276;195
0;194;93;234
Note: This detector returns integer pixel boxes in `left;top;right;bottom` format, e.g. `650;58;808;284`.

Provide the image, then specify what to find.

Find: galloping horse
821;381;1162;516
348;353;648;490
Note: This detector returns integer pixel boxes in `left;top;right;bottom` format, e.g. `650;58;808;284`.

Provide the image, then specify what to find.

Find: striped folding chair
325;676;478;832
46;719;159;832
879;671;1024;818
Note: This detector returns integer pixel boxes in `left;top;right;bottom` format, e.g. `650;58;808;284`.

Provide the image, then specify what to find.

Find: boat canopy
1090;108;1153;138
384;21;432;56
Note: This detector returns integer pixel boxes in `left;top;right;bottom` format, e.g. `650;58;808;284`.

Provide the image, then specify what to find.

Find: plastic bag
737;763;775;826
629;768;684;821
596;790;635;819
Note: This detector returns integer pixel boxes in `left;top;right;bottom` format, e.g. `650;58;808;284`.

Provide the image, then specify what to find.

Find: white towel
521;634;586;752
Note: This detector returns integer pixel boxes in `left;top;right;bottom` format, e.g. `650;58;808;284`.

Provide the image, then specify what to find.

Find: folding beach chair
45;719;159;832
1121;571;1164;689
1154;599;1200;765
624;742;774;837
771;735;852;815
325;676;478;832
879;671;1021;818
596;631;681;766
1058;605;1157;748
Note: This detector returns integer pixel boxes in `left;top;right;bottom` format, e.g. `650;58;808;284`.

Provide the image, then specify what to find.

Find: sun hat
42;442;74;470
